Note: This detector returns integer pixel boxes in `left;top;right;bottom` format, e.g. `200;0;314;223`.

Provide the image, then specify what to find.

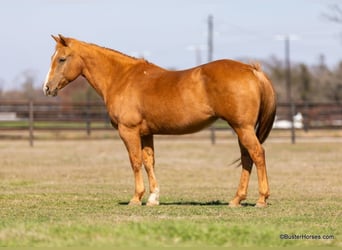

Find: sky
0;0;341;90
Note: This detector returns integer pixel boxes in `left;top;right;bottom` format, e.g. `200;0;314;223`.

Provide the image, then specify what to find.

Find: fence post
86;118;91;135
290;102;296;143
210;126;216;145
86;96;91;136
29;100;34;147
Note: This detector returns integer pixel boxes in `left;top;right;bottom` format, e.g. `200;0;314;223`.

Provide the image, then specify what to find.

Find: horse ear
51;34;60;43
58;34;69;47
51;34;69;47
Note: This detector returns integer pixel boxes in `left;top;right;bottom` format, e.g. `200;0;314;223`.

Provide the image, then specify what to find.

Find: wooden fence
0;101;341;145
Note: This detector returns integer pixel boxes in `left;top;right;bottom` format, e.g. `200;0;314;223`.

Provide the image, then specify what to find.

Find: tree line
0;54;341;104
263;54;342;103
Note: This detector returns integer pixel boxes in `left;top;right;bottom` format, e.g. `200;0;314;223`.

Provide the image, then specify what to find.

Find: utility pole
208;14;215;145
208;14;213;62
285;35;296;144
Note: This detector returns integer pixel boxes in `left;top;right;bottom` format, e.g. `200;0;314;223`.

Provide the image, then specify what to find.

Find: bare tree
323;4;342;23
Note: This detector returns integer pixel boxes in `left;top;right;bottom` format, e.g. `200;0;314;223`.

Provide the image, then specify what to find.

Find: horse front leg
119;125;145;205
142;135;160;206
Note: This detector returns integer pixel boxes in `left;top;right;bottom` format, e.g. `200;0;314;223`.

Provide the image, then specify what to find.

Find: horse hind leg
229;141;253;207
231;126;270;207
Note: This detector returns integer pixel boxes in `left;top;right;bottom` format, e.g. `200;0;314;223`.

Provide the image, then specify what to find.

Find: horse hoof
228;202;242;208
255;202;267;208
146;200;160;206
128;200;142;206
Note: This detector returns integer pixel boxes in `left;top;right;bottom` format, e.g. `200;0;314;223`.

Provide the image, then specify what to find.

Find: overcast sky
0;0;341;90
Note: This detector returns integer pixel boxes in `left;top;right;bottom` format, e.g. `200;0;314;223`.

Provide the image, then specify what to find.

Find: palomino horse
43;35;276;207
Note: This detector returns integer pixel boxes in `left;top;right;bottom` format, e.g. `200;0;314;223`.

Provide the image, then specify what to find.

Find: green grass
0;138;341;247
0;195;339;247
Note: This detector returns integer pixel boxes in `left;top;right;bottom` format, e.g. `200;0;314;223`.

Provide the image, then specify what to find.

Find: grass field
0;135;341;247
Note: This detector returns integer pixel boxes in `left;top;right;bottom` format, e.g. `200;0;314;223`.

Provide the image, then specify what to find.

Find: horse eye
58;57;66;63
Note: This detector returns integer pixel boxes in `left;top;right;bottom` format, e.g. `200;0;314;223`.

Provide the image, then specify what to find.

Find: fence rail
276;102;342;129
0;101;341;145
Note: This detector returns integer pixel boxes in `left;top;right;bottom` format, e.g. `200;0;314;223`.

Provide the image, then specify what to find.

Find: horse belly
146;107;216;135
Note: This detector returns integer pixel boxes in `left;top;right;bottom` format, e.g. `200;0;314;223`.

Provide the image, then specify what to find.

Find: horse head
43;34;83;96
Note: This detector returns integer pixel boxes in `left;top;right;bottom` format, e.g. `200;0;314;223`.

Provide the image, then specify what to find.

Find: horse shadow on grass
118;200;256;207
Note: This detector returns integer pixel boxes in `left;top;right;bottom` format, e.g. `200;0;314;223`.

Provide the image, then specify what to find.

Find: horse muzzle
43;84;58;97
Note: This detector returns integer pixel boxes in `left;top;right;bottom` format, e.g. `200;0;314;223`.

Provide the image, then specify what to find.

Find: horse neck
78;43;139;101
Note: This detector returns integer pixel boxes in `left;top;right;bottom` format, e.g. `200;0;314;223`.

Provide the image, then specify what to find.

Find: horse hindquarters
209;63;275;207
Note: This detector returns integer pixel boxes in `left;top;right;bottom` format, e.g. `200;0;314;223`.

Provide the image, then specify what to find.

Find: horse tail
252;63;277;144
